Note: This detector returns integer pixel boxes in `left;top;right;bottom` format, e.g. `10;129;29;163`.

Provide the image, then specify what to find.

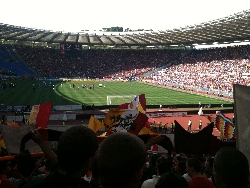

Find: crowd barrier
53;105;82;111
6;114;77;122
147;112;187;118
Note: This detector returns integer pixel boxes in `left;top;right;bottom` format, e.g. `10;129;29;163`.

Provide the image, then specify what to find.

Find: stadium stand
0;45;35;76
149;45;250;98
14;46;181;78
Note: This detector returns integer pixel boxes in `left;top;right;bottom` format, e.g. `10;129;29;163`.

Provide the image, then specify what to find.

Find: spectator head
97;132;146;188
213;147;249;188
186;157;201;177
156;157;172;176
17;156;36;177
57;126;98;177
155;172;189;188
157;161;172;176
0;160;11;175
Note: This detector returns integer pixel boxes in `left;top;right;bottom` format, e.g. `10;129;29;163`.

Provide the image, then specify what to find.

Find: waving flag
138;127;153;135
118;94;146;114
0;134;6;149
116;94;149;130
224;122;235;139
128;94;146;113
29;102;53;128
104;108;148;135
88;116;105;133
214;113;235;139
206;115;215;123
0;124;41;154
20;128;63;153
214;114;225;133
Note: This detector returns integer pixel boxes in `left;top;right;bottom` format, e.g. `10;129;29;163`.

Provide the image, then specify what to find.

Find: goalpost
107;95;136;105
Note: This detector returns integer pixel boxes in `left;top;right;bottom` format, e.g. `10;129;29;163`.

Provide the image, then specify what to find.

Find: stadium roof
0;10;249;47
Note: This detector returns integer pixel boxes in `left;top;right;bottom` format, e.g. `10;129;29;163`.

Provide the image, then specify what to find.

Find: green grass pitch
0;80;232;106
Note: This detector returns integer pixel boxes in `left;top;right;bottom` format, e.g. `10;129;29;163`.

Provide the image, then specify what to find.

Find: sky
0;0;249;33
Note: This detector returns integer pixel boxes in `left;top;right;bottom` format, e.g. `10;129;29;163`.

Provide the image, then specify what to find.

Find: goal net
107;95;136;105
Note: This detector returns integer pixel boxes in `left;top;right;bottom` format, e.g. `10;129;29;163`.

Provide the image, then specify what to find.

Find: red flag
118;94;146;113
128;111;149;135
117;103;130;109
117;94;149;129
144;121;151;129
104;108;148;135
29;102;52;128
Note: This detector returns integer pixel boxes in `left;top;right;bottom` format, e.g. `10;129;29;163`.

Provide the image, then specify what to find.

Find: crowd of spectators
15;46;181;79
0;126;249;188
0;69;16;77
151;45;250;95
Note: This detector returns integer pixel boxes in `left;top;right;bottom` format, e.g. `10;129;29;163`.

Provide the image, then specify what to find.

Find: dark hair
186;157;201;172
57;126;98;175
155;172;189;188
17;157;36;177
214;147;249;188
97;133;146;188
0;160;10;172
157;161;172;175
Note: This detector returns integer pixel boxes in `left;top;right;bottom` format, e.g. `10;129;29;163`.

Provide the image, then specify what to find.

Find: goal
107;95;136;105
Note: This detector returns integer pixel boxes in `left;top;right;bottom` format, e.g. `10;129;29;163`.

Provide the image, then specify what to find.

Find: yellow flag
128;95;146;114
103;108;125;131
104;108;148;134
88;116;104;133
137;102;145;114
138;127;154;135
29;105;39;124
0;134;6;149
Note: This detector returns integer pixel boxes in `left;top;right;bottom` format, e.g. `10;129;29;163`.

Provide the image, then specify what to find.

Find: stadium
0;9;249;110
0;4;249;188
